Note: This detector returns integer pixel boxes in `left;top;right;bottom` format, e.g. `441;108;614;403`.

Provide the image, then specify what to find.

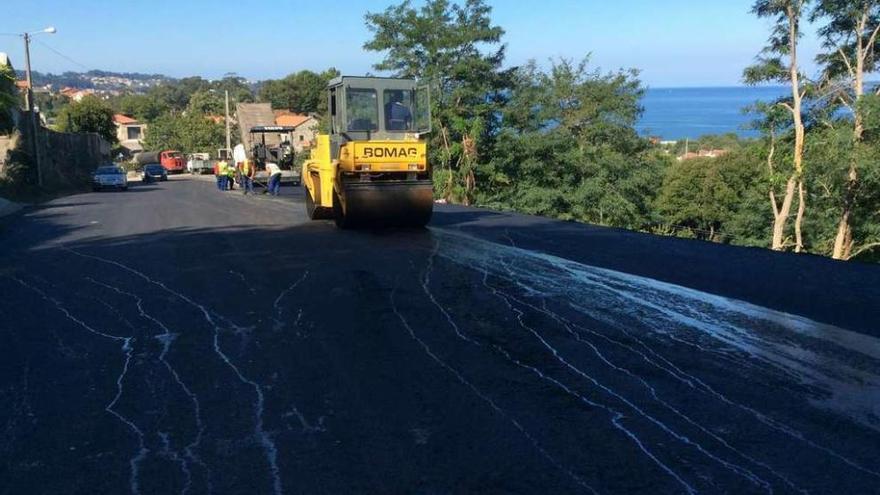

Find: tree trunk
831;15;869;260
788;4;806;253
794;180;806;253
772;176;797;251
832;164;858;259
832;207;853;260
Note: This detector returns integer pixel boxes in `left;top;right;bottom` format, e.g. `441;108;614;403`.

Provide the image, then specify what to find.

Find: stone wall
6;111;111;190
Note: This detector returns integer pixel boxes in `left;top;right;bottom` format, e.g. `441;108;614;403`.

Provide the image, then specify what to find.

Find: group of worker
213;159;282;196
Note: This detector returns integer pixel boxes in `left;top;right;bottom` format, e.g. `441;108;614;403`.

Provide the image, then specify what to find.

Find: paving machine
303;76;432;228
248;126;296;169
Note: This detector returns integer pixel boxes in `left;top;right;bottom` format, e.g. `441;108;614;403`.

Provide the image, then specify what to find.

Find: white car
92;165;128;191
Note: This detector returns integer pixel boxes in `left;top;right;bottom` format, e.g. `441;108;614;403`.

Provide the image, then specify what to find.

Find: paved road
2;176;879;495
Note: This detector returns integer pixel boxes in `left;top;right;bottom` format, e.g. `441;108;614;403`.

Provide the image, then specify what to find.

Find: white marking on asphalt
229;270;257;295
11;276;149;495
86;277;206;495
430;228;880;482
390;283;598;494
479;269;702;495
65;249;284;495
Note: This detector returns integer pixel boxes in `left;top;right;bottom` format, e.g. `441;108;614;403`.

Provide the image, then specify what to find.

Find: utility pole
23;33;42;187
224;90;231;154
20;27;55;188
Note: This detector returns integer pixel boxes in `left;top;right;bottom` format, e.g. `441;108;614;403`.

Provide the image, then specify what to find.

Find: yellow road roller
302;76;433;228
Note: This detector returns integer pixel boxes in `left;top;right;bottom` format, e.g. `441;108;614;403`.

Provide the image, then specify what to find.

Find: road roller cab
303;76;433;228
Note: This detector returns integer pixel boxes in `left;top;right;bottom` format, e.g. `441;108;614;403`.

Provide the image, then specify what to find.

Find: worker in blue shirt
385;91;412;131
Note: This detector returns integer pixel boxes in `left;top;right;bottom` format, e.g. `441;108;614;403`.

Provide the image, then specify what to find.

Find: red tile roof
113;114;138;125
275;113;314;128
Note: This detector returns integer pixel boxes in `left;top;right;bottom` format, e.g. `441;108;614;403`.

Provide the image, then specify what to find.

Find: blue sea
636;86;788;141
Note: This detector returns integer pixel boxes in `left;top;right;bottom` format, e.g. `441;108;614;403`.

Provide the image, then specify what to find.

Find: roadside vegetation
0;64;17;133
362;0;880;262
4;0;877;261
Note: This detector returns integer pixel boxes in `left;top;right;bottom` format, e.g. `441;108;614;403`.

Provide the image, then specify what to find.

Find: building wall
115;123;144;143
291;119;318;152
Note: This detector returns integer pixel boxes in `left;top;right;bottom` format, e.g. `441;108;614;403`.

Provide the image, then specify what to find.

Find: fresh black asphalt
1;175;879;494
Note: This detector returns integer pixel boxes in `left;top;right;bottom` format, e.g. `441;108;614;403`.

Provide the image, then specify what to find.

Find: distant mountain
13;69;175;91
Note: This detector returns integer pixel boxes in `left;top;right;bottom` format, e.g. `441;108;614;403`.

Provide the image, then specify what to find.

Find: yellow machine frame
302;76;432;227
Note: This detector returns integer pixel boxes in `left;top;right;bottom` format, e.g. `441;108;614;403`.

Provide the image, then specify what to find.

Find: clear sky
0;0;824;88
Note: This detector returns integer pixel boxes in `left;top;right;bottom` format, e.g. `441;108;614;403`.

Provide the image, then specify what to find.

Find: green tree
743;0;811;252
258;69;339;113
146;76;212;112
114;93;168;122
211;74;255;104
187;90;224;115
34;92;70;120
656;151;765;242
57;95;117;143
143;113;224;154
478;58;668;229
811;0;880;259
0;64;17;132
364;0;506;204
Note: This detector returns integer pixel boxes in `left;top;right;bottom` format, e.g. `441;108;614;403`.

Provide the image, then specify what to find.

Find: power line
31;38;89;70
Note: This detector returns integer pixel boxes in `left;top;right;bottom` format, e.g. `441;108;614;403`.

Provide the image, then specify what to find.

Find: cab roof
328;76;418;89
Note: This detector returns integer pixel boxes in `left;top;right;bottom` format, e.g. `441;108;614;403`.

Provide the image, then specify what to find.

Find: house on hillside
677;149;729;161
60;87;96;102
113;114;145;153
274;111;319;152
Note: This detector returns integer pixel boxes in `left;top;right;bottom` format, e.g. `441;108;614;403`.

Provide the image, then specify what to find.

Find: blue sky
1;0;824;87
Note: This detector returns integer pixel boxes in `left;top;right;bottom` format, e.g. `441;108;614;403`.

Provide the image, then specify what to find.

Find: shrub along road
1;176;879;494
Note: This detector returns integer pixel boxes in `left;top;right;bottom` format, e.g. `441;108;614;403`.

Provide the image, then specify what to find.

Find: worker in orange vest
239;159;255;195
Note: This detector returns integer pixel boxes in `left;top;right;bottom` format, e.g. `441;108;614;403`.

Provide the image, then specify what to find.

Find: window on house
127;126;141;140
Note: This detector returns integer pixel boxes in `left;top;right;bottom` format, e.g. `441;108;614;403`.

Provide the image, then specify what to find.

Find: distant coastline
638;83;877;141
636;85;788;141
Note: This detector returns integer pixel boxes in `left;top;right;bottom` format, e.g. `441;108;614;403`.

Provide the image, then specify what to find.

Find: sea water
636;86;789;141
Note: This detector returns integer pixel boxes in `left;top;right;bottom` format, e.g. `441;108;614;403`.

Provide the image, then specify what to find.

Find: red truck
135;150;186;174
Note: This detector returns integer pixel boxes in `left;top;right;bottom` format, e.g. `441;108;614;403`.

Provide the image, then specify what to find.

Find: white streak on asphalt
423;249;703;492
158;431;191;494
527;297;806;495
480;270;701;495
11;276;149;495
65;249;284;495
272;271;309;333
431;228;880;481
389;284;598;494
421;240;479;345
492;261;800;492
229;271;257;294
86;277;204;495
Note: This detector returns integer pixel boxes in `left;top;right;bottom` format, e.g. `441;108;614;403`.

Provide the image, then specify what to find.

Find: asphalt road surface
2;175;879;495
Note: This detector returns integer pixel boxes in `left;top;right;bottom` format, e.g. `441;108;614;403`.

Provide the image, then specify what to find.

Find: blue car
141;164;168;183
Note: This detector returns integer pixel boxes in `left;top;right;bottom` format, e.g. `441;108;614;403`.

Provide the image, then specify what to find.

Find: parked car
142;164;168;183
92;165;128;191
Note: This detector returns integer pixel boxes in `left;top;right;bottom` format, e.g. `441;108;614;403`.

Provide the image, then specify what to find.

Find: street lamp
22;26;56;187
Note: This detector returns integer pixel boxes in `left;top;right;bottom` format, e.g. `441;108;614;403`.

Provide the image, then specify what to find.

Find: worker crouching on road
266;162;282;196
239;159;255;195
216;159;229;191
